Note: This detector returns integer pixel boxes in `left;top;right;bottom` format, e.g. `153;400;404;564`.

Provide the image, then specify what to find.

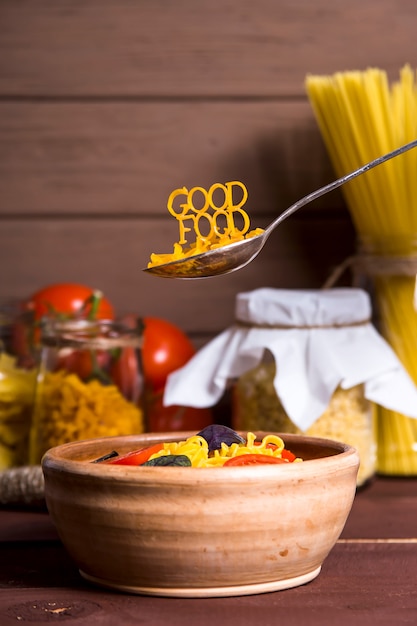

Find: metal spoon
144;139;417;279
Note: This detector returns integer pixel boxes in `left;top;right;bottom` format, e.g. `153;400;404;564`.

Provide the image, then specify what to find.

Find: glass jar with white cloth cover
163;288;417;486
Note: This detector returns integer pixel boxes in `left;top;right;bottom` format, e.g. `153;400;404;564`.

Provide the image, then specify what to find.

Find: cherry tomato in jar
56;349;111;382
110;345;140;401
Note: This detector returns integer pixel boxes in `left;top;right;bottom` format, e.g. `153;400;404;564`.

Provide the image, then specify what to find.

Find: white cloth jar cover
163;288;417;431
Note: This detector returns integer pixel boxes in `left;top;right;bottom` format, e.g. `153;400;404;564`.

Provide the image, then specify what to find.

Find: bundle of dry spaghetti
306;65;417;475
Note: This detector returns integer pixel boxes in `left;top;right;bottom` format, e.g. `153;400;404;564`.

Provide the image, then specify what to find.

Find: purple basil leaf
197;424;245;452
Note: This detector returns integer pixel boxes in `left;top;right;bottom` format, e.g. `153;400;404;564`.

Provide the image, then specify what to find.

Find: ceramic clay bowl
42;431;359;598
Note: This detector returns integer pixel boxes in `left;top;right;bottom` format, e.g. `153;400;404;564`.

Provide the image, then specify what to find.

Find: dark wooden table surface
1;476;416;625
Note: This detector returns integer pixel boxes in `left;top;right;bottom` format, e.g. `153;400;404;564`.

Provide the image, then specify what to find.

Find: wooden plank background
1;0;415;344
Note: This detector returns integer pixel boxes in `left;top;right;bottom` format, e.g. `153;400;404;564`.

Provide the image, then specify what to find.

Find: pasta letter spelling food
148;182;264;268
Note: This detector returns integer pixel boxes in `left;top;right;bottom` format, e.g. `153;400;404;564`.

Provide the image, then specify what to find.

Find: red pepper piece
280;448;296;462
108;443;165;466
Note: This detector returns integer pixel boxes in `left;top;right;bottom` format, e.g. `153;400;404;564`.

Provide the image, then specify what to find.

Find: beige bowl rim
41;431;360;485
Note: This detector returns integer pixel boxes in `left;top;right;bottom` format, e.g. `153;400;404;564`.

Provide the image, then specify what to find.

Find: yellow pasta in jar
233;361;374;485
0;353;37;469
29;370;144;464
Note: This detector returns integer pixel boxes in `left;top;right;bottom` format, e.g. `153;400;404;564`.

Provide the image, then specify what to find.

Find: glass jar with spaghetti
357;234;417;476
163;288;417;488
0;300;38;469
29;319;145;464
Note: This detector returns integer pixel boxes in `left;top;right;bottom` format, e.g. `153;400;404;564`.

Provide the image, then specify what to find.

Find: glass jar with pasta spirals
29;318;145;464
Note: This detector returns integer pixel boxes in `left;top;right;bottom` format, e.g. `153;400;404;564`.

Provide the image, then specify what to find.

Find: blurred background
0;0;415;347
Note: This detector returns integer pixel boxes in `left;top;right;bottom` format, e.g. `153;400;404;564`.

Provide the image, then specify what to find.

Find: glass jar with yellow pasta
232;358;375;487
29;319;145;464
0;301;38;469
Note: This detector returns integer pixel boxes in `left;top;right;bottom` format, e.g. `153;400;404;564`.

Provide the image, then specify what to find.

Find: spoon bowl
144;235;264;278
144;139;417;279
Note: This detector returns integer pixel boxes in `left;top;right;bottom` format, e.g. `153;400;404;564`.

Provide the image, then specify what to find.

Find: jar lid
41;319;143;350
235;288;371;327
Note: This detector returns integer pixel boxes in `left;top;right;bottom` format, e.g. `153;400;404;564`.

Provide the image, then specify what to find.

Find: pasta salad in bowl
42;425;359;597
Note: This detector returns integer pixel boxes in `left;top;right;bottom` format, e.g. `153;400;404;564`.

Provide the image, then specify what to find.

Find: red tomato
122;315;195;389
140;317;213;430
253;442;296;462
118;314;213;431
146;391;213;432
138;316;196;391
109;443;165;466
280;448;297;462
26;283;114;321
224;454;289;466
110;346;142;403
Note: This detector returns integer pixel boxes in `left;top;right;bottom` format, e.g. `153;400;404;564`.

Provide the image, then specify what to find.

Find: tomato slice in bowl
253;442;297;462
223;454;289;466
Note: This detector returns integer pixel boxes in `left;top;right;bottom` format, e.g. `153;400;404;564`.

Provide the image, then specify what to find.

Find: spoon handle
265;138;417;236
